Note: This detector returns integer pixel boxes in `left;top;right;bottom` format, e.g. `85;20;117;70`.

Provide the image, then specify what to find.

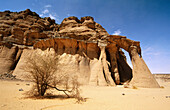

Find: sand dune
0;79;170;110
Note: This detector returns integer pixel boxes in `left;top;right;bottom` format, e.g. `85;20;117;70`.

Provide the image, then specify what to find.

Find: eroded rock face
0;9;160;88
33;38;101;59
13;49;90;85
0;9;58;46
58;16;109;40
0;44;22;74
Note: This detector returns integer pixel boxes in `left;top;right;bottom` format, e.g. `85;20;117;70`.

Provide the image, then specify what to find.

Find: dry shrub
160;86;164;88
24;51;82;100
132;86;138;89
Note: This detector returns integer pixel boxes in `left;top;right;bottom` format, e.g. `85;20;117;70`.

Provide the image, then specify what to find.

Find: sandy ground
0;79;170;110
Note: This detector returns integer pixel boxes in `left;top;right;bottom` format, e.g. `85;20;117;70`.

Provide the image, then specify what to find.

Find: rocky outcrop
0;9;160;88
0;9;58;46
58;16;109;40
154;74;170;82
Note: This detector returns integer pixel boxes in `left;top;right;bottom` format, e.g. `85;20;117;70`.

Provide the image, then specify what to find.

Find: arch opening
117;48;133;84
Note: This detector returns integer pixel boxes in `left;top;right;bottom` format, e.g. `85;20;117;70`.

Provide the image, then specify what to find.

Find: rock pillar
106;43;120;84
89;41;116;86
100;46;116;86
89;59;108;86
130;46;160;88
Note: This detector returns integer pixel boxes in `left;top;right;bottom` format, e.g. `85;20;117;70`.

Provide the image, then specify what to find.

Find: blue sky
1;0;170;73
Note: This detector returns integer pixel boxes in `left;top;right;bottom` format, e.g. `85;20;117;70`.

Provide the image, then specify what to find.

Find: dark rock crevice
117;49;132;83
11;48;23;71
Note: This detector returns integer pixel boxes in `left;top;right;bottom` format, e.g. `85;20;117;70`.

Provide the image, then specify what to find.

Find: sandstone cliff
0;9;160;88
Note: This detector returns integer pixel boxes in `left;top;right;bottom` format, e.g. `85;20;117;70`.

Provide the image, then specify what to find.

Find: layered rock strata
0;9;160;88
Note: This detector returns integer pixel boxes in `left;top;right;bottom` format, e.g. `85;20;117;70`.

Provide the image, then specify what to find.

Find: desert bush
160;86;164;88
24;51;81;99
132;86;138;89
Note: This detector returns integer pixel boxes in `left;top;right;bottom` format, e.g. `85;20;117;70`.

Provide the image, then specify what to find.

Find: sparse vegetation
160;86;164;88
24;52;82;100
132;86;138;89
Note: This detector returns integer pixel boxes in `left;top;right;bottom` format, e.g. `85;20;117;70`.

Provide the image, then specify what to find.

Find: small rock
26;83;30;86
122;93;125;95
19;88;24;91
1;104;7;107
166;96;170;98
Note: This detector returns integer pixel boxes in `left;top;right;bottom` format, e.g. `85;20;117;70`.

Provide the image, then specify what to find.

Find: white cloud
143;47;152;54
40;14;43;17
42;9;49;14
143;47;160;56
67;14;70;16
39;5;60;23
49;14;56;20
122;49;132;68
45;5;51;8
112;29;121;35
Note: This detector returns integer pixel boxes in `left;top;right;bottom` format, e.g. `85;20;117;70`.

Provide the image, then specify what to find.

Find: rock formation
129;46;160;88
0;9;160;88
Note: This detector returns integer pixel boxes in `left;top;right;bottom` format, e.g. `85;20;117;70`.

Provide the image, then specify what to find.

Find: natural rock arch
0;9;160;88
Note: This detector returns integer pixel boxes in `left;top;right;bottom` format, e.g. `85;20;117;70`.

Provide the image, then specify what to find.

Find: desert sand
0;79;170;110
